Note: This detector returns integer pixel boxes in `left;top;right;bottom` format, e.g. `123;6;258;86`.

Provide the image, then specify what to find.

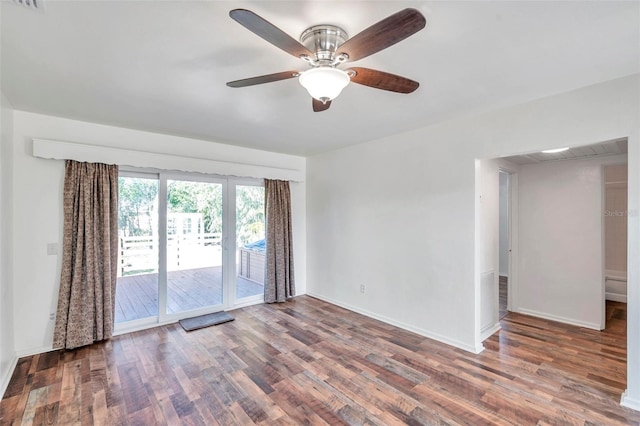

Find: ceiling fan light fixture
299;67;350;103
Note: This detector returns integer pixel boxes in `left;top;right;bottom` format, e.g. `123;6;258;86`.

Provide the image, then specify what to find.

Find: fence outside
118;233;222;277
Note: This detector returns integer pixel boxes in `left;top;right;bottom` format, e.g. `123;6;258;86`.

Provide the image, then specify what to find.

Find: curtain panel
53;160;119;350
264;179;295;303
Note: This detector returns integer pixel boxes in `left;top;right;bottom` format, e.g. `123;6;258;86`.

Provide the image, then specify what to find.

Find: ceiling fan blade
312;98;331;112
349;67;419;93
338;8;426;62
227;71;299;88
229;9;313;59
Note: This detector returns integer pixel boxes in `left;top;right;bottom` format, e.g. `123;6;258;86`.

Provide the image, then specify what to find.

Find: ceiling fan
226;8;426;112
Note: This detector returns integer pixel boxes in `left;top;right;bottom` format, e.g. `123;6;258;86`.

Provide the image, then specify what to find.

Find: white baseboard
481;323;501;341
0;355;18;400
606;292;628;303
621;390;640;412
605;269;627;281
15;345;53;358
517;308;601;330
307;292;484;354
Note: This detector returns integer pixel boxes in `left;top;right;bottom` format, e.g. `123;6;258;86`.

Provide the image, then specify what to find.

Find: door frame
229;179;267;308
159;172;228;324
498;166;518;314
114;169;265;334
601;162;629;330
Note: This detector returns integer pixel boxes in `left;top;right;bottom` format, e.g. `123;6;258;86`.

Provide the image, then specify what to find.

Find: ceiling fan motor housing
300;25;348;65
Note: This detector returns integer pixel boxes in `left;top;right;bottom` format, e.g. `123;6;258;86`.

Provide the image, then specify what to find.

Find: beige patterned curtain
53;160;119;350
264;179;295;303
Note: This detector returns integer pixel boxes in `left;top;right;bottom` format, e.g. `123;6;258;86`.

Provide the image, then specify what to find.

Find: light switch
47;243;58;256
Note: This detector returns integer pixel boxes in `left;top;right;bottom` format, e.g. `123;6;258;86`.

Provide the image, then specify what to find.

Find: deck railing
118;233;221;276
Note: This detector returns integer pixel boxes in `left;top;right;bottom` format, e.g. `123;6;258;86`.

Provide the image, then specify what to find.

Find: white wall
476;159;499;339
604;164;628;302
306;73;639;355
307;137;479;352
0;92;16;397
499;172;510;277
517;154;626;329
10;111;307;356
476;158;519;341
604;164;628;275
622;129;640;411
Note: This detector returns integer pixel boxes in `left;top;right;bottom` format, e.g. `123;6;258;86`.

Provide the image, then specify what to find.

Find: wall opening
498;170;511;319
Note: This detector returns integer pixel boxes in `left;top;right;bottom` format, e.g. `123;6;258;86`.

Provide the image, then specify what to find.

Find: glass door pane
115;176;159;324
166;179;224;314
235;185;265;301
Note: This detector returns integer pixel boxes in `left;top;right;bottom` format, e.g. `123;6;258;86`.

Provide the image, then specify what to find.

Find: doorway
165;178;225;316
603;163;628;330
114;171;265;331
498;170;510;319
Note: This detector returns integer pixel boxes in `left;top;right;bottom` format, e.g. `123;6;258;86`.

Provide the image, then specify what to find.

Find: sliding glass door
234;184;265;303
115;172;264;331
115;174;159;324
164;178;225;317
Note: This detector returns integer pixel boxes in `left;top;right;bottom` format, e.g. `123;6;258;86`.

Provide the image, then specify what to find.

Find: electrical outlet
360;284;365;294
49;313;55;321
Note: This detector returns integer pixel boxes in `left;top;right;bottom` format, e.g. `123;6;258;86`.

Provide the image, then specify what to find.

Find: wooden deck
115;267;264;323
2;298;637;424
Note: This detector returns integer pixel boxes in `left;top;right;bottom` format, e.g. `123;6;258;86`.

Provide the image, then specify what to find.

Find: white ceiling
503;138;628;165
2;1;638;156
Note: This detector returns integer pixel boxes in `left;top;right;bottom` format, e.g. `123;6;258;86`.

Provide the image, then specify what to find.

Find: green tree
119;178;264;244
167;181;223;234
236;186;265;245
118;177;158;237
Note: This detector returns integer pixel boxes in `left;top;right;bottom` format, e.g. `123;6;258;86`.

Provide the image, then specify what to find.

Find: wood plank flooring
1;297;638;425
499;276;508;320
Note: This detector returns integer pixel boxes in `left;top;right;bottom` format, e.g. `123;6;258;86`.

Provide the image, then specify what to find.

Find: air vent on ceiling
12;0;45;12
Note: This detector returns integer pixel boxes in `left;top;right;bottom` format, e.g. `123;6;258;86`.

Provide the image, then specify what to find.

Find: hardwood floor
1;297;637;425
499;275;508;320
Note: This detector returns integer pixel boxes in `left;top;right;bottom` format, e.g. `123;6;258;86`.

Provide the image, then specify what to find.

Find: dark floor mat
179;311;235;331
